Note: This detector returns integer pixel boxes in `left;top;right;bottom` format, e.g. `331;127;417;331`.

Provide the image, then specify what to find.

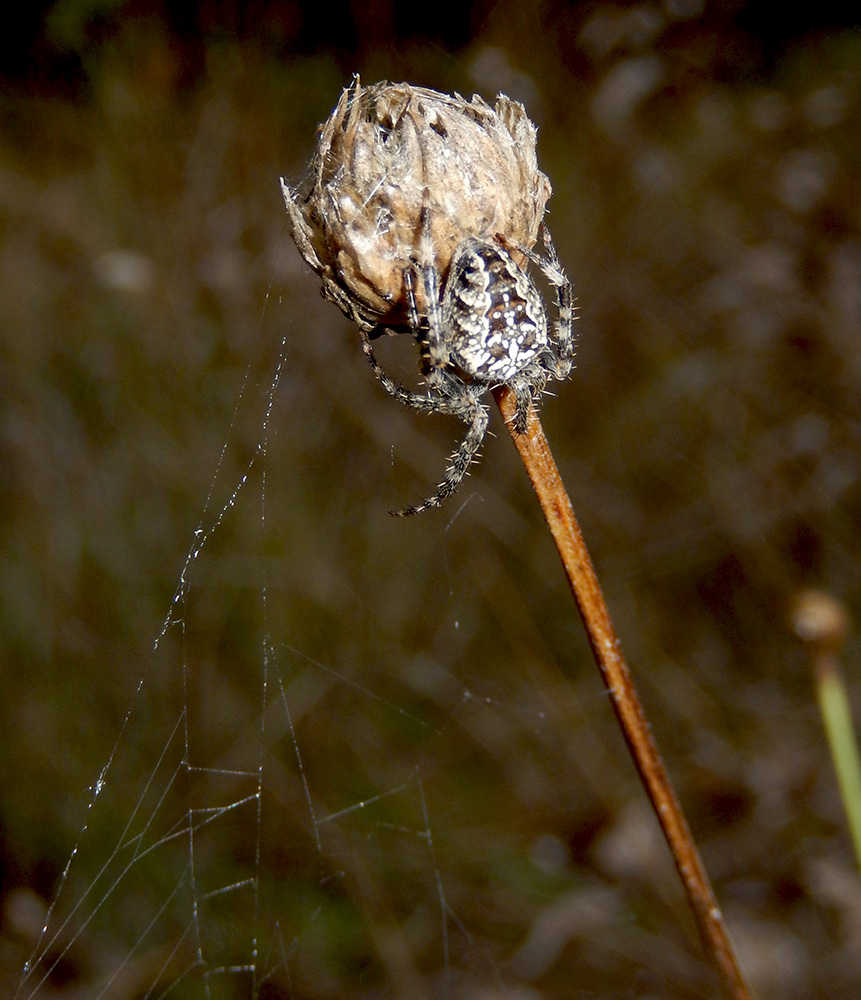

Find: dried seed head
282;77;551;330
792;589;849;656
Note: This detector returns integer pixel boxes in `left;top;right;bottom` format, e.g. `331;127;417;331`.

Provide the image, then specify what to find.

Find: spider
360;219;576;517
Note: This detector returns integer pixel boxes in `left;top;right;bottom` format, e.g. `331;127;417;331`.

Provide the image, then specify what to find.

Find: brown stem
494;386;755;1000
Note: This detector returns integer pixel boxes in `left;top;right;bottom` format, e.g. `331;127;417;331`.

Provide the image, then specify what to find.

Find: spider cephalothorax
361;225;576;516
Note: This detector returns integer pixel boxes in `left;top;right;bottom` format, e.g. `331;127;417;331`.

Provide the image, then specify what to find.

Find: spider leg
414;192;448;371
359;329;491;516
508;366;549;434
540;227;577;380
359;326;448;414
390;382;489;517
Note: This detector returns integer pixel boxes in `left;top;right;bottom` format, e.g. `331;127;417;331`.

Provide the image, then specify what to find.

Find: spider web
12;308;587;1000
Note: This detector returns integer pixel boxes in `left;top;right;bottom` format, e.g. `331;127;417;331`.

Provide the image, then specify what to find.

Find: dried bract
282;77;551;329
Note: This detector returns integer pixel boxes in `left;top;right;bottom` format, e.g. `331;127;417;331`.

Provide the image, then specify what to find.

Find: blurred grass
3;3;861;999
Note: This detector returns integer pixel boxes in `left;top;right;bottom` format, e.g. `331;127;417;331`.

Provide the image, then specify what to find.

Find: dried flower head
282;78;574;515
282;77;552;330
792;589;849;656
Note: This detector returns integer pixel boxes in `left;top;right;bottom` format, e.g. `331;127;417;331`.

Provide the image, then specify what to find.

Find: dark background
3;2;861;998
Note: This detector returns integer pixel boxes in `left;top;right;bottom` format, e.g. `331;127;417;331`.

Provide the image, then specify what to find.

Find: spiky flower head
283;77;551;331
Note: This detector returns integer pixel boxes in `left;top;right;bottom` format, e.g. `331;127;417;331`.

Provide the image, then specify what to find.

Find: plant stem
791;590;861;871
494;386;755;1000
815;656;861;867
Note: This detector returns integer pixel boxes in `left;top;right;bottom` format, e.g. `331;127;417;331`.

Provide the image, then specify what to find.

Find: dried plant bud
282;77;551;330
792;589;849;656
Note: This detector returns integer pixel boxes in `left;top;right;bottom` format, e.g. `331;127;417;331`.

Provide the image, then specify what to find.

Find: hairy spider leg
393;370;490;517
508;363;550;434
359;328;490;516
404;264;447;373
410;195;449;371
539;227;577;379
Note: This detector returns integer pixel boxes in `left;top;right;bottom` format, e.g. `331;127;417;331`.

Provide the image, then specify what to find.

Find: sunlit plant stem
495;386;756;1000
793;590;861;870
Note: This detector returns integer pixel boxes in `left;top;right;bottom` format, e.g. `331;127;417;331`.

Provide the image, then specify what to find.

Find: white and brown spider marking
361;222;576;516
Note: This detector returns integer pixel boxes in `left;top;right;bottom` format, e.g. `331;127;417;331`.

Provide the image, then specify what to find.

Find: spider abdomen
442;240;548;382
